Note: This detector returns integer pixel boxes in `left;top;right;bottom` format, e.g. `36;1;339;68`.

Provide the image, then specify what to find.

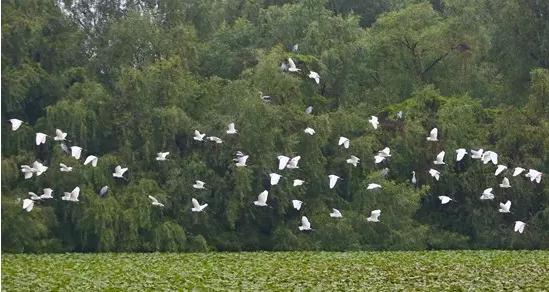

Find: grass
2;251;548;290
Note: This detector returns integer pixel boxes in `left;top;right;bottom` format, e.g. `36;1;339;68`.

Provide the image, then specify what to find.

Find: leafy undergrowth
2;251;548;290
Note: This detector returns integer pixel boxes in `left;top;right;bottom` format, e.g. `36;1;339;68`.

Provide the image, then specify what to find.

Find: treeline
1;0;548;253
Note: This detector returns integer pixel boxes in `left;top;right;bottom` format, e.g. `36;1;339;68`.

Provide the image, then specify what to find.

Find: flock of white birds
8;52;544;236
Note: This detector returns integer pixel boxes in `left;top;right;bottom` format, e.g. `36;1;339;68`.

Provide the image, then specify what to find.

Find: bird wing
258;191;268;204
437;151;445;162
338;137;348;146
301;216;310;227
289;156;301;166
288;58;296;68
192;198;200;208
277;155;290;170
430;128;438;138
149;195;159;204
84;155;95;165
22;199;34;211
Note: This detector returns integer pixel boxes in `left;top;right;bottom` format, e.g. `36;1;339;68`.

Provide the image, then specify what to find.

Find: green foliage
2;252;549;289
1;0;548;252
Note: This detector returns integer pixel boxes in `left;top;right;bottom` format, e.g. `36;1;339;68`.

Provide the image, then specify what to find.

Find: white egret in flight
346;155;360;167
438;196;453;204
112;165;128;178
9;118;23;131
286;156;301;169
328;175;341;189
40;188;54;199
277;155;290;170
269;173;282;185
156;152;170;161
499;177;511;188
429;169;440;181
330;208;343;218
35;132;48;145
149;195;165;207
54;129;68;141
308;71;320;84
471;149;484;159
84;155;98;167
494;165;507;176
207;136;223;144
293;179;305;187
193;130;206;141
426;128;438;141
338;137;350;149
433;151;445;165
367;183;382;190
193;180;206;189
234;155;249;167
513;167;525;177
298;216;312;231
378;147;391;157
254;190;269;207
514;221;526;234
456;148;467;162
481;151;498;165
70;146;83;160
287;58;300;72
480;188;494;200
304;127;315;135
59;163;73;172
369;116;379;129
62;186;80;202
22;199;34;212
226;122;237;134
525;169;542;183
191;198;208;212
367;209;381;222
498;200;511;213
292;200;303;211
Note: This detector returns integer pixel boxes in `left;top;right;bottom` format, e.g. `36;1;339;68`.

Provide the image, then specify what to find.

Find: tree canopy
2;0;548;252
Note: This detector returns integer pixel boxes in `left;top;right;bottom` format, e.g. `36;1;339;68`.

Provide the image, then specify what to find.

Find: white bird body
298;216;312;231
254;190;269;207
328;175;341;189
346;155;360;167
330;208;342;218
22;199;34;212
456;148;467;162
35;132;47;145
29;192;41;201
480;188;495;200
59;163;73;172
62;186;80;202
149;195;165;207
207;136;223;144
471;148;484;159
277;155;290;170
308;71;320;84
191;198;208;212
525;169;542;183
499;177;511;188
286;156;301;169
193;130;206;141
32;161;48;176
367;183;382;190
438;196;452;204
288;58;300;72
426;128;438;141
54;129;67;141
429;169;440;181
193;180;206;189
99;186;109;197
292;200;303;211
9;118;23;131
270;173;282;185
512;167;525;177
514;221;526;233
293;179;305;187
494;165;508;176
378;147;391;157
156;152;170;161
374;155;386;164
367;209;381;222
84;155;98;167
40;188;54;199
481;151;498;165
234;155;249;167
304;127;315;135
305;106;313;114
338;137;350;149
112;165;128;178
226;122;238;134
499;200;511;213
434;151;446;165
411;171;417;185
70;146;83;160
369;116;379;129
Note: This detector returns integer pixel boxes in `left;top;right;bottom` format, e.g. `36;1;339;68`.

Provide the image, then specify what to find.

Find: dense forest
1;0;548;253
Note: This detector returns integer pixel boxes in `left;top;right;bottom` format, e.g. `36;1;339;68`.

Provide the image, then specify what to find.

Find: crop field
2;251;548;290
